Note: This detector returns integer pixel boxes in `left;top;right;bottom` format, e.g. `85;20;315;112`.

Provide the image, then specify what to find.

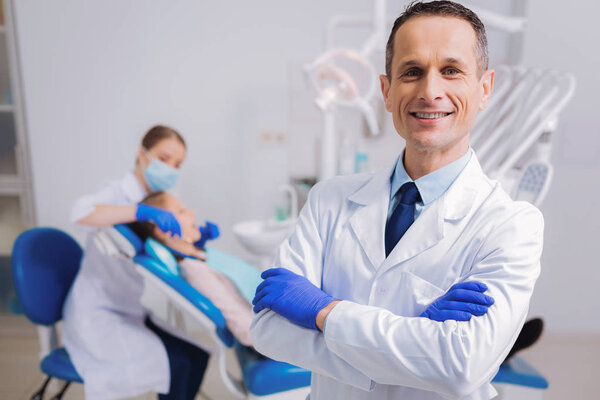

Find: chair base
30;376;50;400
31;377;73;400
48;381;72;400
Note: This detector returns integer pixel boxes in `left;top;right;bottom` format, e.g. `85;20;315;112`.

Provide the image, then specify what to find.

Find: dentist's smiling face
380;16;494;156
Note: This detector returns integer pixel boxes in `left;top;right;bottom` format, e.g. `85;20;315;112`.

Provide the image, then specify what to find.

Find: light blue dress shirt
388;148;473;220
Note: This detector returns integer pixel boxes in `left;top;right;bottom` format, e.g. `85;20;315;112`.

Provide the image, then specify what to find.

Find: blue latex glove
194;221;220;249
135;203;181;238
421;281;494;322
252;268;336;330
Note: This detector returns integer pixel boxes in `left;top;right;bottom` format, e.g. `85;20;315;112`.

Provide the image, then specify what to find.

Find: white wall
13;0;373;250
520;1;600;333
13;1;599;332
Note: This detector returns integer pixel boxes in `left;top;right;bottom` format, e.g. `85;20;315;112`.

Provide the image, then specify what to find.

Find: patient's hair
128;191;169;243
385;1;489;78
142;125;186;150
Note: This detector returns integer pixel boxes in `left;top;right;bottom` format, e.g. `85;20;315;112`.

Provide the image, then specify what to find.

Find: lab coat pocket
384;271;445;317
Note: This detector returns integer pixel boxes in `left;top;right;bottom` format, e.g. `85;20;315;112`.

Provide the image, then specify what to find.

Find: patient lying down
129;191;253;346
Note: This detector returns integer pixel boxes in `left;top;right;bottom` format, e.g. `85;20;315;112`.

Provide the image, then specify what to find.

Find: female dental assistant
70;125;185;233
63;125;210;400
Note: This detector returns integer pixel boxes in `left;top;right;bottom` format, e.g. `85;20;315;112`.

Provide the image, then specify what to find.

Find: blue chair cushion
206;247;263;304
235;343;311;396
144;238;180;276
40;347;83;383
492;356;548;389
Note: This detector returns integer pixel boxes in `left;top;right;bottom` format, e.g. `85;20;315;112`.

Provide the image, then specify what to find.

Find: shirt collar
390;148;473;205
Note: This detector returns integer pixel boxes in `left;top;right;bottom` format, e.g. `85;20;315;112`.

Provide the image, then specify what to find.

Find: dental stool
11;228;84;400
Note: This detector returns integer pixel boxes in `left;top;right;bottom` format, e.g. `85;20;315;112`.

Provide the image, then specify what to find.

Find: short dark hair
385;1;488;78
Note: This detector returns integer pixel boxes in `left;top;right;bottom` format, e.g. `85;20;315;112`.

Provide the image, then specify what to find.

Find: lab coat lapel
381;194;445;271
347;167;394;271
380;155;484;273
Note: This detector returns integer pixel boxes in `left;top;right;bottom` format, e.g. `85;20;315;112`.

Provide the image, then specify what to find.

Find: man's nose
417;71;444;102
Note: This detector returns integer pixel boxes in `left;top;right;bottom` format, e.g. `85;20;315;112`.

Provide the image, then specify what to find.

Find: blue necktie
385;182;421;257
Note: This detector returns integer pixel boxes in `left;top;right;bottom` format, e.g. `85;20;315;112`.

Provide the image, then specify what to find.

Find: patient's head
130;192;201;245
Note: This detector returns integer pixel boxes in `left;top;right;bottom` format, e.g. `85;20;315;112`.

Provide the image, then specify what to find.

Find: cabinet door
0;193;25;255
0;111;18;176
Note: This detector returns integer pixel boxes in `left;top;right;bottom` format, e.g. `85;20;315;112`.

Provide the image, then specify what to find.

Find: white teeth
414;112;450;119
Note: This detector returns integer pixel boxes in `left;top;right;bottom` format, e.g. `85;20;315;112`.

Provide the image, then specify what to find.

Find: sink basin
233;219;296;261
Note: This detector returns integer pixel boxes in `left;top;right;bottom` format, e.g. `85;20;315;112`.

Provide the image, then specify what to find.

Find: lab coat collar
442;153;485;221
347;166;395;271
348;165;395;206
122;171;147;204
347;153;488;271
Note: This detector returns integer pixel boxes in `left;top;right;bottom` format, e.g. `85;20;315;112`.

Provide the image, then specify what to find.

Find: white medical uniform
250;154;543;400
63;172;171;399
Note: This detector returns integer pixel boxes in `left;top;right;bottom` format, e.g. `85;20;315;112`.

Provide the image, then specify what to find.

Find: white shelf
0;177;28;193
0;104;14;112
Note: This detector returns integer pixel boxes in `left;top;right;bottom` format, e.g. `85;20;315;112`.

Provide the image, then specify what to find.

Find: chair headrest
144;238;180;276
113;224;144;254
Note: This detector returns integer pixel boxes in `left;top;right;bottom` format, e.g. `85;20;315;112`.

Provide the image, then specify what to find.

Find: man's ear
479;69;495;110
380;74;392;112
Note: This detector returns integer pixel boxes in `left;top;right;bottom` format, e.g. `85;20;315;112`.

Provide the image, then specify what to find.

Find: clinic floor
0;314;598;400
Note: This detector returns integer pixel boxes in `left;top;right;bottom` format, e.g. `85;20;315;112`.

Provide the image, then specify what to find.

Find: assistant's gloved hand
421;281;495;322
194;221;220;249
135;203;181;238
252;268;336;330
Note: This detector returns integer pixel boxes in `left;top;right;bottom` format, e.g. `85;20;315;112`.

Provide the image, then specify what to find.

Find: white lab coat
63;172;171;399
250;154;543;400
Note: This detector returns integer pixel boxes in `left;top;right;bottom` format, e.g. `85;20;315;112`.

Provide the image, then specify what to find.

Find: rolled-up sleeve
69;184;121;224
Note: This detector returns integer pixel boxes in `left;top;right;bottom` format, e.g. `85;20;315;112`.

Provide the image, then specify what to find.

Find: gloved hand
194;221;220;249
135;203;181;238
421;281;494;322
252;268;336;330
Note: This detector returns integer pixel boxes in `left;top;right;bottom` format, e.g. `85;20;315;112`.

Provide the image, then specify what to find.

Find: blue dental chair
11;227;84;400
102;224;550;399
97;224;312;399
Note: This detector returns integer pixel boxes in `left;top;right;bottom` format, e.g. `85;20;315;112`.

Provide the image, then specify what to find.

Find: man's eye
444;68;460;75
404;69;421;77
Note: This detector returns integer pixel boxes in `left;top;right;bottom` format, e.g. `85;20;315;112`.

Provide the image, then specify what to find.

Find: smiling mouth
410;112;453;119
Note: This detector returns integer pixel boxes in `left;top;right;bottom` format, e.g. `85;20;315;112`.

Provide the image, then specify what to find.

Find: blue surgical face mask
143;153;180;191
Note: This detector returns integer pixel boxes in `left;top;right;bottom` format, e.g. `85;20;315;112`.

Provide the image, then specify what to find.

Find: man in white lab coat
250;2;543;399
